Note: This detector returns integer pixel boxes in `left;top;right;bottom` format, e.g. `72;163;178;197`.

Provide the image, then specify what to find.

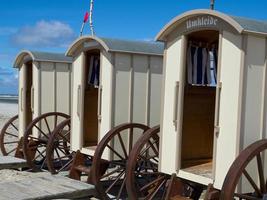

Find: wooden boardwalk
0;174;96;200
0;156;28;170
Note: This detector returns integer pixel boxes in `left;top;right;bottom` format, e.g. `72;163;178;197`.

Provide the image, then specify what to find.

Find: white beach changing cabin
156;9;267;190
13;51;72;138
66;36;163;156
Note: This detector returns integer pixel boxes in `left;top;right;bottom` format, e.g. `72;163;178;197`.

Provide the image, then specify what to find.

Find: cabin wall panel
55;63;71;115
159;36;183;174
114;53;131;126
18;64;26;138
239;35;266;193
132;55;148;125
242;36;266;148
149;56;163;127
32;62;40;120
71;55;84;151
214;31;243;189
98;51;113;141
112;53;131;158
40;62;55;133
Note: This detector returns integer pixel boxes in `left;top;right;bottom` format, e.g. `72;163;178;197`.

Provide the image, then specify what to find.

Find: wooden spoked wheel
220;139;267;200
23;112;70;171
90;123;150;200
46;118;74;174
0;115;19;156
126;125;169;200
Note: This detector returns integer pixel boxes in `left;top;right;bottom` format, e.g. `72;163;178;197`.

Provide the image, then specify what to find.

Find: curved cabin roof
156;9;267;41
14;50;72;68
66;36;164;57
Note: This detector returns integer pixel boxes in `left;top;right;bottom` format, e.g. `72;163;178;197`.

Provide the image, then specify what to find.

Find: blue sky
0;0;267;94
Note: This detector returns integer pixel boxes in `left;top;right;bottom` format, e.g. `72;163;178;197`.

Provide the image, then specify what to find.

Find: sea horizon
0;94;18;104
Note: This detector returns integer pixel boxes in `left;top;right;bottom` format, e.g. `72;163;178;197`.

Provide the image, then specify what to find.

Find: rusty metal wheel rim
220;139;267;200
46;118;74;174
126;125;168;200
91;123;150;200
23;112;70;171
0;115;19;156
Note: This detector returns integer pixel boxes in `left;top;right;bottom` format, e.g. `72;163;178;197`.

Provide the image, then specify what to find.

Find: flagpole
89;0;95;36
210;0;215;10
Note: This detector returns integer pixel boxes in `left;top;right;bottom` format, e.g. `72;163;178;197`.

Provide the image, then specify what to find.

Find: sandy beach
0;101;18;156
0;101;18;127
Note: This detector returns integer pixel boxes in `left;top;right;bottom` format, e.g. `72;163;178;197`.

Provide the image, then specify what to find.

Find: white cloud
11;20;76;48
0;67;18;87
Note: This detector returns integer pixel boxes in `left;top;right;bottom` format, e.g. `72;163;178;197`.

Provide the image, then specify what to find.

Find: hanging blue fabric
196;47;203;84
89;56;100;87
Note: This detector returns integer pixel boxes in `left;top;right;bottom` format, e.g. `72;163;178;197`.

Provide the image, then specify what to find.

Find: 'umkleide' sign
186;15;219;30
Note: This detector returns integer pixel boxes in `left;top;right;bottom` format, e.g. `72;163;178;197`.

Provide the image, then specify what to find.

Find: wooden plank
0;174;95;200
0;156;27;169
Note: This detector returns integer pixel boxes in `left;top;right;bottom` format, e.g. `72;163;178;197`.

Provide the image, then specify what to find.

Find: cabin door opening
83;50;100;147
180;30;219;178
25;61;33;127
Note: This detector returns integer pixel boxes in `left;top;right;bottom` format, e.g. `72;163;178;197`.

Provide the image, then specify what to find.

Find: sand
0;102;18;130
0;102;18;156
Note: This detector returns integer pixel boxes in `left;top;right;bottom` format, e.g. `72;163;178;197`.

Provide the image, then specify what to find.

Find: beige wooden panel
113;53;131;159
32;62;40;120
149;56;163;127
98;51;113;141
131;55;149;147
159;36;183;174
71;54;84;151
114;53;131;126
240;36;266;193
132;55;148;125
242;36;266;148
214;31;243;189
40;62;55;114
55;63;71;115
40;62;55;134
18;64;26;138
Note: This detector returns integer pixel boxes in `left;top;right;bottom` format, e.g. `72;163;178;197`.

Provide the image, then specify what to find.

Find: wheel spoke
7;147;17;155
148;139;159;155
33;124;49;139
40;157;47;170
105;170;125;193
256;154;266;193
107;144;125;161
243;169;262;197
145;179;166;200
35;148;46;160
54;115;58;129
128;128;134;152
4;141;19;144
117;133;128;159
58;157;74;172
44;117;51;135
101;167;124;179
10;122;18;131
234;193;262;200
57;131;70;143
55;148;64;167
116;177;126;200
140;175;165;192
4;132;18;138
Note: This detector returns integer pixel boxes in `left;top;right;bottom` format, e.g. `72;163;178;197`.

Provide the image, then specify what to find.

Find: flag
83;12;89;23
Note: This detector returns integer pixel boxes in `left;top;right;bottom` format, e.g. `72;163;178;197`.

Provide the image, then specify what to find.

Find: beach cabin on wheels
156;9;267;191
66;36;163;157
14;51;72;138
